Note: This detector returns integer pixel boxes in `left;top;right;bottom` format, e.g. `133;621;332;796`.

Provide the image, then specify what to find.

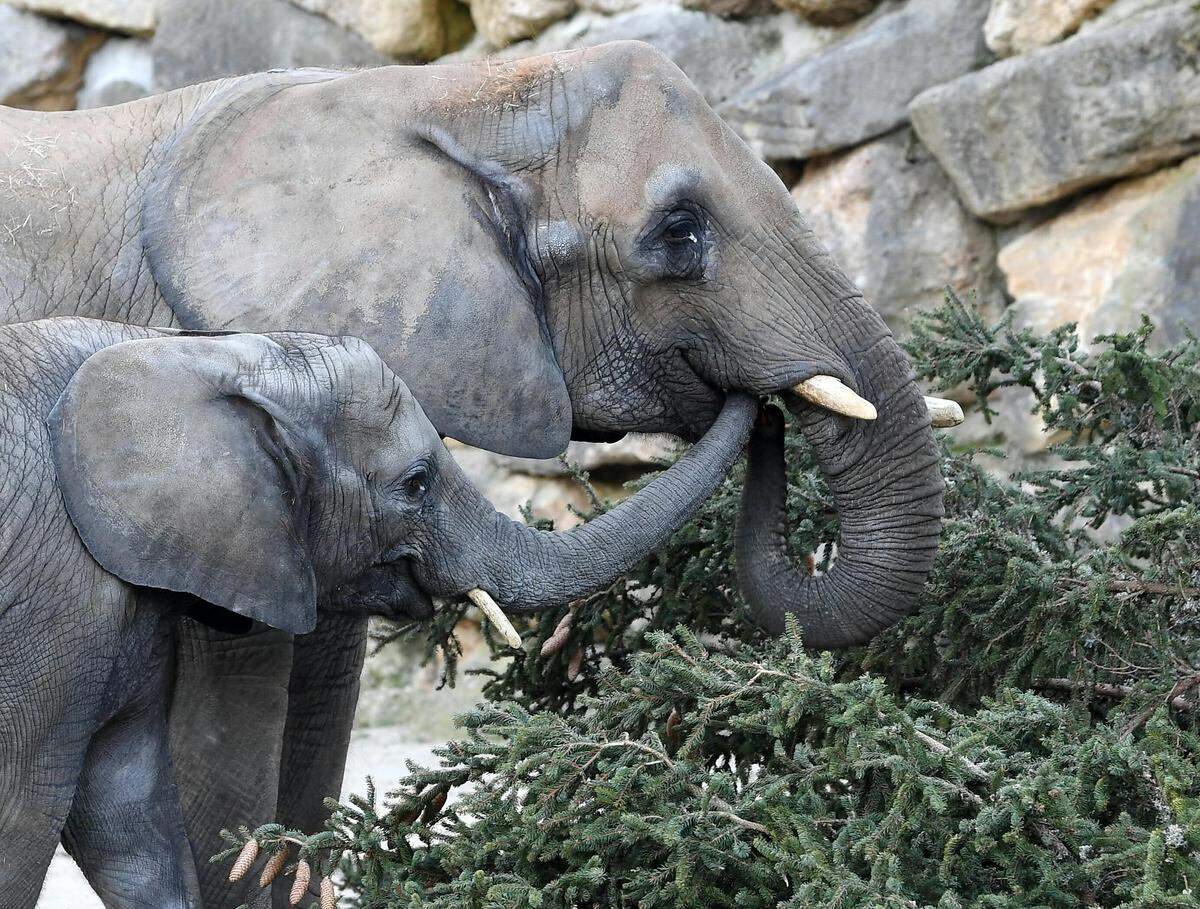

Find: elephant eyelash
387;460;433;504
647;207;707;280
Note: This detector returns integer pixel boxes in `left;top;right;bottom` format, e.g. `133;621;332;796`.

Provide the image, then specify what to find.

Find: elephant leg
270;612;369;909
62;631;200;909
0;729;83;909
168;618;294;909
0;615;103;907
0;775;74;909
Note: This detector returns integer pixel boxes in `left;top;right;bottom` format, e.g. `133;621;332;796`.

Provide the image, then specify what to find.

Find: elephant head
48;331;756;633
140;42;944;646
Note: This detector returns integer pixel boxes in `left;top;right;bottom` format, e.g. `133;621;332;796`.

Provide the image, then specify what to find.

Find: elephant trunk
434;392;757;612
734;331;944;648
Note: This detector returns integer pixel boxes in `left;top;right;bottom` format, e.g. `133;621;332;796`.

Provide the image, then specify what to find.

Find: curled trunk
734;335;944;648
434;393;757;611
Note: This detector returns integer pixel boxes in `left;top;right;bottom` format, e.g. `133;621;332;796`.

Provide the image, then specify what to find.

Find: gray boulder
0;6;103;110
771;0;879;26
791;127;1001;334
468;0;577;47
151;0;389;92
999;154;1200;348
983;0;1115;58
1077;0;1176;33
717;0;992;161
910;2;1200;222
288;0;474;59
6;0;159;35
77;37;155;109
445;3;860;106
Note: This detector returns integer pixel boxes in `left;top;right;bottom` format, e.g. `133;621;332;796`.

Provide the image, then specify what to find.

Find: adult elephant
0;41;945;906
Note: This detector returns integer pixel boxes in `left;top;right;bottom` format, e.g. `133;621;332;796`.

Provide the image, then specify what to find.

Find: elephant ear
48;333;317;635
141;68;572;458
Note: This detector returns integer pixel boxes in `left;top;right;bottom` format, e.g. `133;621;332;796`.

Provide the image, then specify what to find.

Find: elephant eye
399;464;430;502
656;209;705;279
663;219;698;246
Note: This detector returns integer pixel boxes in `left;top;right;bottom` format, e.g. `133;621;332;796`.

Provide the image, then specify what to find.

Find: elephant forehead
572;86;762;226
575;77;680;216
437;54;556;113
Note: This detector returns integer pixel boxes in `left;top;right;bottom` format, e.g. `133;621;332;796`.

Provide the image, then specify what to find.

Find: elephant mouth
329;559;434;621
674;350;729;441
677;353;870;438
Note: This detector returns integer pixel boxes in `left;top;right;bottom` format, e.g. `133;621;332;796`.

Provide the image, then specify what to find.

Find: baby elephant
0;317;754;907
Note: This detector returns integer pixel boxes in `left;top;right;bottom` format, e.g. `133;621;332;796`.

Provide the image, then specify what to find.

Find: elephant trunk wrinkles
735;324;945;649
454;393;757;611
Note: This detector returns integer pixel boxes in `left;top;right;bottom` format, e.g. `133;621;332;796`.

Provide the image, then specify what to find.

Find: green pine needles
217;292;1200;908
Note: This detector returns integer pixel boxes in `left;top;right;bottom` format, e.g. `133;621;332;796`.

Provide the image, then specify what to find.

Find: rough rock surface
791;127;1000;333
771;0;878;25
0;6;103;110
911;2;1200;222
288;0;473;59
469;0;578;46
681;0;774;18
999;154;1200;347
718;0;992;160
448;435;671;529
1077;0;1174;32
576;0;657;11
448;3;858;107
7;0;158;34
983;0;1114;57
76;37;154;108
151;0;389;90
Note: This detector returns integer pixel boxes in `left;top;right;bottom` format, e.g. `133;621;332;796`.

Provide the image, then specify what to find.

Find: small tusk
792;375;877;420
467;588;522;648
924;395;965;428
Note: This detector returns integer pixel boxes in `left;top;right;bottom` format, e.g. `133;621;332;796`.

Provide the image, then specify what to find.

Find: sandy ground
36;728;445;908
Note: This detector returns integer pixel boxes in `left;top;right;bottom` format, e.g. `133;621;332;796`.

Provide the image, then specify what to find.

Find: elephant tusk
467;588;522;648
924;395;965;428
792;375;877;420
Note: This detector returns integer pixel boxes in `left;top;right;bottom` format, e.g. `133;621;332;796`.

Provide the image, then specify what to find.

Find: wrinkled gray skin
0;316;754;907
0;40;943;907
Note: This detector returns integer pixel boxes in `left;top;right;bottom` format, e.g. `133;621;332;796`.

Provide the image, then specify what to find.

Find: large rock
681;0;774;17
76;36;155;108
446;3;867;108
910;3;1200;222
717;0;992;161
999;154;1200;347
1077;0;1175;33
447;435;671;529
791;127;1000;334
0;6;103;110
771;0;879;25
151;0;389;91
576;0;666;13
288;0;473;59
500;434;677;478
983;0;1114;57
468;0;577;46
6;0;158;34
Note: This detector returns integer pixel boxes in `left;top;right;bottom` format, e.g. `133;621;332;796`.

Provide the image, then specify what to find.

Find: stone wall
2;0;1197;481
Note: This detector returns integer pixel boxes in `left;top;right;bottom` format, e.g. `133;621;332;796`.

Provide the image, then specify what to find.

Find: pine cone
421;788;448;824
665;707;681;743
289;859;311;906
396;803;422;824
260;848;289;887
566;647;583;681
320;875;336;909
229;838;260;882
539;610;574;657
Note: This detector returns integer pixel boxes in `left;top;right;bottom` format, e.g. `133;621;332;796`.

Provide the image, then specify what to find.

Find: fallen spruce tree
219;293;1200;908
